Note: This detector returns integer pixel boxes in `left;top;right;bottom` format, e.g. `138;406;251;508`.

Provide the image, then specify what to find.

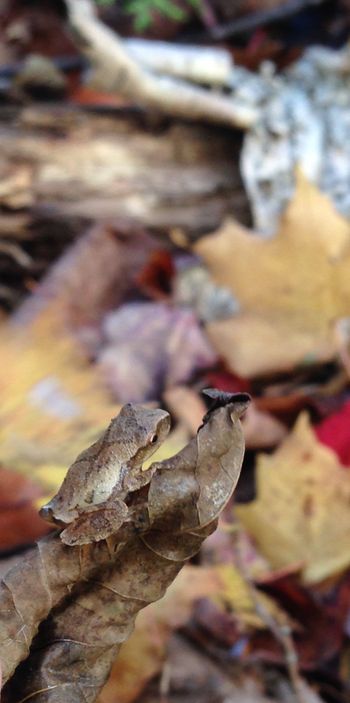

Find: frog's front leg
61;497;129;546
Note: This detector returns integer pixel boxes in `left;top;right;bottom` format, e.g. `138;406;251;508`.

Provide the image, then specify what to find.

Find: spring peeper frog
40;403;170;545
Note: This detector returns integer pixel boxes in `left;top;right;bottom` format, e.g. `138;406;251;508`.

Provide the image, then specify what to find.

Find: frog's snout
39;503;55;524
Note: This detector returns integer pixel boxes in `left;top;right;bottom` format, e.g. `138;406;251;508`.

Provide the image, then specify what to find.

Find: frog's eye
149;433;158;444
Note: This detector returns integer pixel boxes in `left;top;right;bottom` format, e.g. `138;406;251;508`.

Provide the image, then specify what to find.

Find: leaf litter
3;15;350;703
2;187;350;703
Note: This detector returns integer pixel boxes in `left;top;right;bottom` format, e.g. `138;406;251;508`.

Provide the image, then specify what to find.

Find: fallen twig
0;41;232;88
65;0;257;130
233;521;324;703
209;0;327;41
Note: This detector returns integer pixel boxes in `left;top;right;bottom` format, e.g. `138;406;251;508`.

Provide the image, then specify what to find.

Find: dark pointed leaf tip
201;388;251;426
202;388;251;405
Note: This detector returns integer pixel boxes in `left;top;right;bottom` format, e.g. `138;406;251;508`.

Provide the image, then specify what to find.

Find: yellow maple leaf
0;311;120;494
236;413;350;583
214;564;290;630
0;309;187;503
194;171;350;377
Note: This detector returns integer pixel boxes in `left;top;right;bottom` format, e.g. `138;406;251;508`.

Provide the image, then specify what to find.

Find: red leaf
250;573;347;669
315;400;350;467
0;468;50;551
136;250;175;301
203;369;251;394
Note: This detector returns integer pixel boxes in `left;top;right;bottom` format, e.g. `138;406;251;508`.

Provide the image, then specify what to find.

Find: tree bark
0;105;246;234
0;104;249;309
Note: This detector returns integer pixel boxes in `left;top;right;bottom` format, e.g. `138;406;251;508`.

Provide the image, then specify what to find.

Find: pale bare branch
65;0;257;130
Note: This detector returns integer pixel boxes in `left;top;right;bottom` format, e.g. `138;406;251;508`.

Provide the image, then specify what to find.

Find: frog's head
109;403;171;467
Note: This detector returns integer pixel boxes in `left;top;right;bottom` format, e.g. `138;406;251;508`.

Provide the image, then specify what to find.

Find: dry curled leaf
194;172;350;377
236;413;350;583
100;565;221;703
1;392;249;702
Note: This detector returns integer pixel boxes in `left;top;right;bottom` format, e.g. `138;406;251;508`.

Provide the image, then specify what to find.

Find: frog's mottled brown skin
39;403;170;545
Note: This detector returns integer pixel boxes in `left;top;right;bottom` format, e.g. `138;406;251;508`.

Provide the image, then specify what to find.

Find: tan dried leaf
242;403;287;449
1;394;249;701
236;413;350;583
194;171;350;376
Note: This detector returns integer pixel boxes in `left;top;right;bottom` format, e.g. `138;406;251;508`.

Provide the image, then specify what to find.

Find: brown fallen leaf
194;171;350;377
139;633;275;703
99;566;221;703
236;413;350;583
16;221;158;331
163;386;206;434
242;403;287;449
201;519;271;574
1;392;249;700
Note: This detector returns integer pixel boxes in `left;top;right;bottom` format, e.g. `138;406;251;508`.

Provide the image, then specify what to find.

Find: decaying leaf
139;634;275;703
1;392;249;701
99;566;221;703
194;172;350;377
163;386;206;435
15;222;158;332
250;571;350;669
97;302;216;402
236;413;350;583
201;520;271;576
242;403;287;449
